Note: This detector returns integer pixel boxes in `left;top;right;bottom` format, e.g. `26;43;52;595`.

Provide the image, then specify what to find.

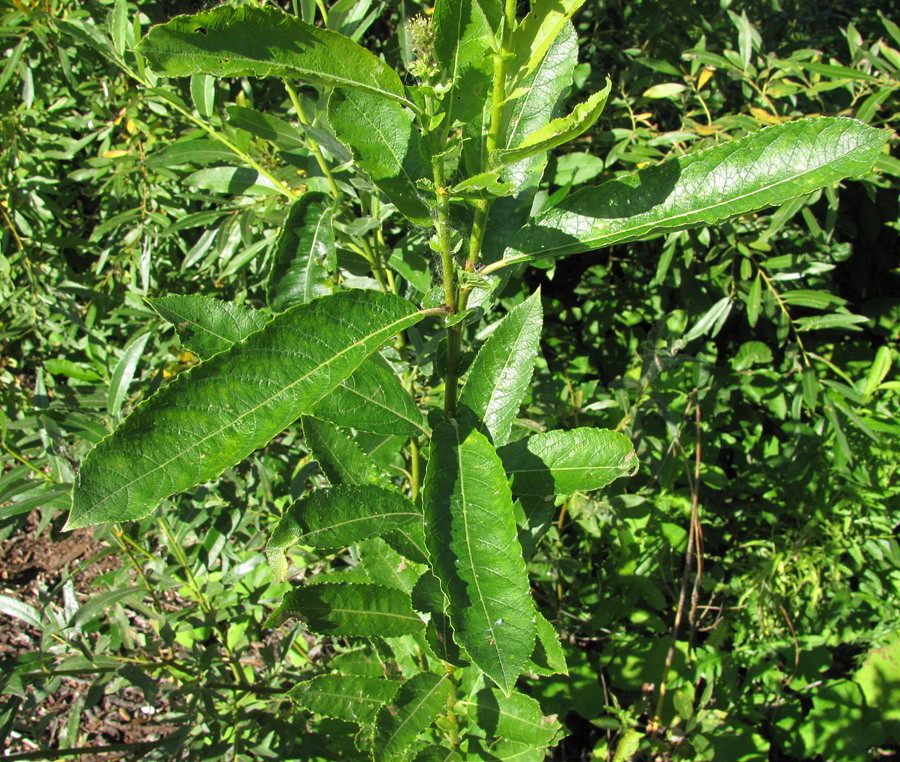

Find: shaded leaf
423;420;535;694
267;581;424;636
312;354;426;436
301;415;390;487
290;674;401;725
226;105;307;151
373;672;453;762
268;484;420;551
466;686;560;748
328;89;432;225
499;428;636;497
267;193;336;311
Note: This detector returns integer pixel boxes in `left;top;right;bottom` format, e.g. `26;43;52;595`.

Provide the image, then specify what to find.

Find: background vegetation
1;0;897;759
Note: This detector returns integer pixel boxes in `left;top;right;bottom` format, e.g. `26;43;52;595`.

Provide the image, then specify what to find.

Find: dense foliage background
1;0;897;759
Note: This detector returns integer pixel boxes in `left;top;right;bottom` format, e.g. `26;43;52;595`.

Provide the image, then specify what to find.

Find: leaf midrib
82;309;417;519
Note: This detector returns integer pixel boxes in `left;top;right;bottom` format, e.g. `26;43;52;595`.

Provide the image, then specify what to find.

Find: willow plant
65;1;889;757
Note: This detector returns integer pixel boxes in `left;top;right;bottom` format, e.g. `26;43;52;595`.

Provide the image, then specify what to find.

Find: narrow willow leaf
466;686;560;748
863;345;892;398
268;485;420;552
373;672;453;762
328;89;432;225
459;291;542;447
433;0;500;126
189;73;215;117
493;79;611;165
312;354;426;436
107;331;151;418
148;295;270;358
137;6;411;107
411;571;466;666
746;273;762;327
499;428;636;497
267;581;424;636
226;105;307;151
504;118;890;263
144;138;238;168
68;291;422;528
412;746;463;762
479;23;577;262
527;612;568;676
290;674;401;725
509;0;586;84
302;416;389;487
267;193;336;312
423;420;535;694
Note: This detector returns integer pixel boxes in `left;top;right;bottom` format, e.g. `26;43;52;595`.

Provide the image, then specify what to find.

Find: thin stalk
284;81;343;200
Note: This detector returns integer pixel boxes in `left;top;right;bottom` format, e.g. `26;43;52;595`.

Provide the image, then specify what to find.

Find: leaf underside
508;117;890;262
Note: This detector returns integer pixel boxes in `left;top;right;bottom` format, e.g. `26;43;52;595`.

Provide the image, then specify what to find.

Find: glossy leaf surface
290;674;401;725
423;420;535;694
506;118;890;263
372;672;453;762
267;193;336;312
68;291;422;527
267;581;424;636
268;485;420;551
328;89;432;225
499;428;636;497
510;0;586;84
459;290;542;446
137;6;411;106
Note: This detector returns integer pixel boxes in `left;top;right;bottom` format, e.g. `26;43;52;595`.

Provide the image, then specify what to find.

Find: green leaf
226;105;307;151
411;571;467;666
301;415;390;487
107;331;152;418
466;686;560;748
863;345;893;398
137;6;411;107
423;420;535;694
510;0;586;85
493;79;611;165
504;118;890;263
267;193;336;311
498;428;636;497
528;612;568;676
184;166;280;196
0;593;42;629
459;290;542;447
68;291;423;528
147;294;270;357
312;354;426;437
746;273;762;327
190;73;215;117
44;359;103;383
267;581;424;636
328;89;432;225
683;297;732;343
372;672;453;762
290;674;401;725
854;632;900;741
479;22;577;261
433;0;500;125
144;138;239;168
268;485;420;552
